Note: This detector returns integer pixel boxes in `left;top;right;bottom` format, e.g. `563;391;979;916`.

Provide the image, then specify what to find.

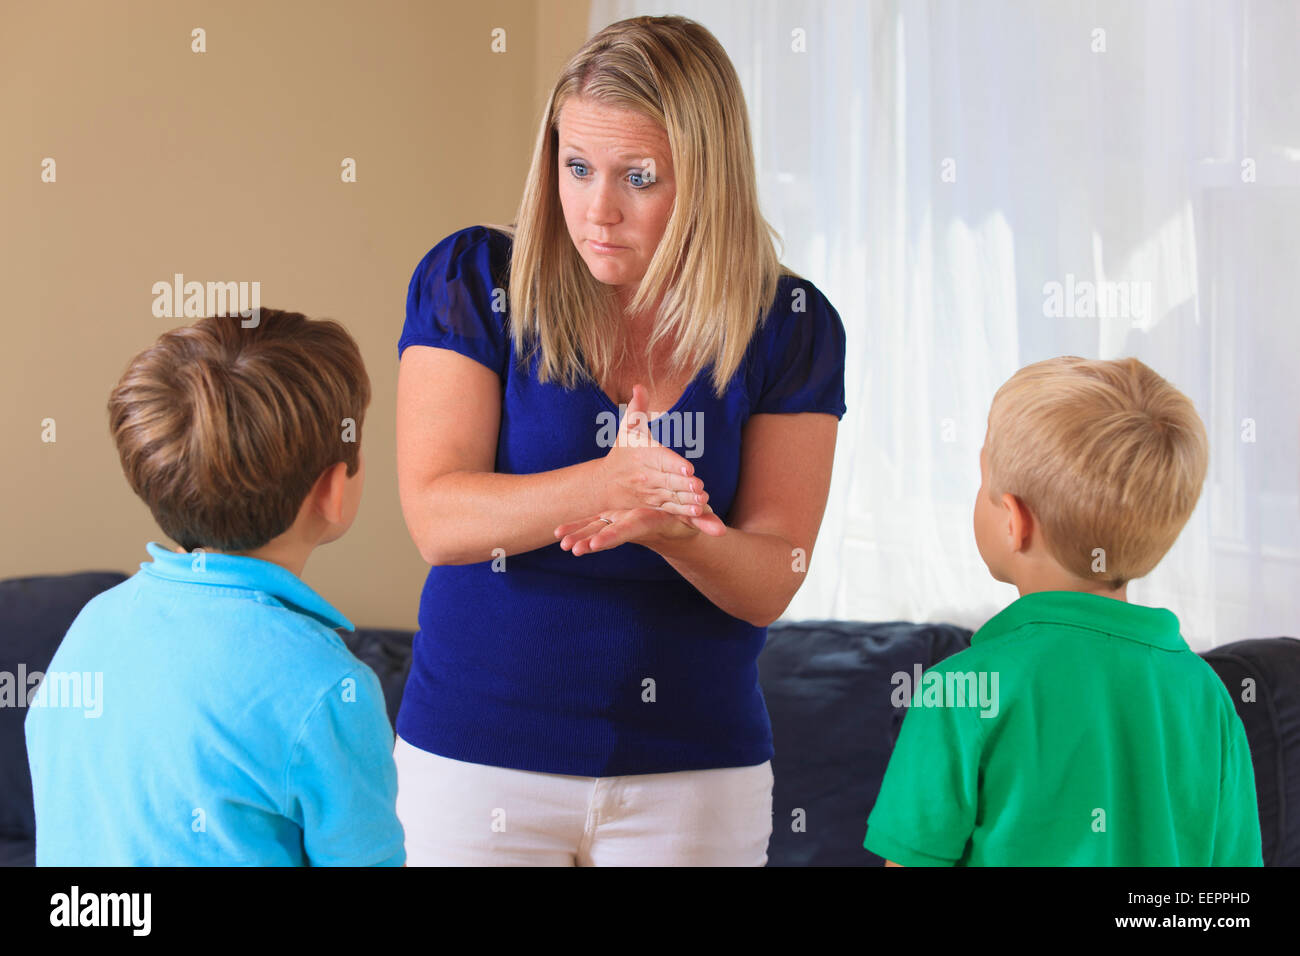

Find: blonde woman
394;16;846;866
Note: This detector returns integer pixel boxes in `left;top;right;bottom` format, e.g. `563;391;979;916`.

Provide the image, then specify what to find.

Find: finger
580;508;662;555
558;519;609;551
572;518;633;555
659;472;704;496
555;517;601;538
653;490;710;517
632;470;703;499
653;446;694;478
627;383;648;418
689;512;728;536
650;477;707;504
622;385;656;439
670;501;725;537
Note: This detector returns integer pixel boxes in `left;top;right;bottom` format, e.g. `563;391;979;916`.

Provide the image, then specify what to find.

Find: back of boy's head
107;309;371;553
985;356;1208;589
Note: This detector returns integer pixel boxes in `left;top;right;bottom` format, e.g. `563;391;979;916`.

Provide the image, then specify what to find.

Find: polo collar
139;541;354;632
971;589;1186;652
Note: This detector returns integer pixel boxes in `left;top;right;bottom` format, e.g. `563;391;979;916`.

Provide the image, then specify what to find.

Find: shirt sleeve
285;666;406;867
750;277;848;418
863;678;984;866
399;225;510;379
1211;714;1265;866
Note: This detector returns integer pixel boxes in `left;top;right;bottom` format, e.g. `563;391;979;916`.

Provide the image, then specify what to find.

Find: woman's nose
587;178;621;225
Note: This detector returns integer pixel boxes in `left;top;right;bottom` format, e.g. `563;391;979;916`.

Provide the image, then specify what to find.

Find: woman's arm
397;347;708;566
648;412;838;627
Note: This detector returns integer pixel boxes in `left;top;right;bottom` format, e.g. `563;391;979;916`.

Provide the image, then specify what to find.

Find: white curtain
587;0;1300;649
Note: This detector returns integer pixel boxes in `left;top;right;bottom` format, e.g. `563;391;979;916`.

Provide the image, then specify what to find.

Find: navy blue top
396;225;847;776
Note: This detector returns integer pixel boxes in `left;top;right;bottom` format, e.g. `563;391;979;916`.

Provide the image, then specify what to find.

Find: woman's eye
565;160;652;189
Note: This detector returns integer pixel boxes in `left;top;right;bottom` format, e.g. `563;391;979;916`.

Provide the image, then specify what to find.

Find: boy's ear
1000;492;1034;554
311;461;349;524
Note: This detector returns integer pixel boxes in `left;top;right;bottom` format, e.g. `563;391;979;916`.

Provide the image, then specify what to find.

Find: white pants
394;736;774;866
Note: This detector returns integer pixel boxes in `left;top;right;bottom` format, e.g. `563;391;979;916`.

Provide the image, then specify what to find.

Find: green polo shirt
863;590;1263;866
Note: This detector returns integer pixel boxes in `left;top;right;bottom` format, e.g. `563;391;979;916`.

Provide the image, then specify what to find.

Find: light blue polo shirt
25;542;405;866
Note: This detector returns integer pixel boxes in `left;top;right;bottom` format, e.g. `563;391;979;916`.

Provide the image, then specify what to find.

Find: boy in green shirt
863;357;1263;866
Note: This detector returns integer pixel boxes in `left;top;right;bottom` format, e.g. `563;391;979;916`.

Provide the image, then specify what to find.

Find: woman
394;15;846;865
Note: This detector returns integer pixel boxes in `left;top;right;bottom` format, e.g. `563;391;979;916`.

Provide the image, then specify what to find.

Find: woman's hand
597;384;711;518
555;504;726;556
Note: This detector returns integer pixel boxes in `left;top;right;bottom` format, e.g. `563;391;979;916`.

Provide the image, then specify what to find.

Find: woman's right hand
598;384;711;518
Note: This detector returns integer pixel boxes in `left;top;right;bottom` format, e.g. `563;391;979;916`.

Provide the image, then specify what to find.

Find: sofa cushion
1202;637;1300;866
340;628;415;729
4;568;1296;869
0;571;128;864
759;619;973;866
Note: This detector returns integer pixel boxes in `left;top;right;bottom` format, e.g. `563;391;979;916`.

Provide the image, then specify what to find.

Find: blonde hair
493;15;792;397
985;356;1208;588
107;310;370;553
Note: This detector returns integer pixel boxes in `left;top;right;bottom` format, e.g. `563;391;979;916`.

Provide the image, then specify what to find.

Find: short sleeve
399;225;511;379
750;278;848;418
1211;714;1265;866
285;667;406;867
863;678;983;866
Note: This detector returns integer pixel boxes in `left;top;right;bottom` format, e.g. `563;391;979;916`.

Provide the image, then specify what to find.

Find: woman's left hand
555;505;726;556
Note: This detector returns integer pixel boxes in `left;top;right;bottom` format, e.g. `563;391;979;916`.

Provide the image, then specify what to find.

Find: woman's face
556;96;676;308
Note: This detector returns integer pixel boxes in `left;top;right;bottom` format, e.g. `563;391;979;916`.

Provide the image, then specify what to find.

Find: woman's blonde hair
488;15;791;397
985;356;1209;588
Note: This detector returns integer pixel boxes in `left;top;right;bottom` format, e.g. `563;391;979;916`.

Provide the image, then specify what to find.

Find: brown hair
107;309;370;553
985;356;1209;588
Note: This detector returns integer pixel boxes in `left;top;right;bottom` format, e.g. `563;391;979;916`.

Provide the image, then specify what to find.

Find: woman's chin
585;262;625;284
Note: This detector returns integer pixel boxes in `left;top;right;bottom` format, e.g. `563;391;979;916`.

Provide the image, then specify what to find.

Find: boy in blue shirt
26;309;404;866
864;356;1262;866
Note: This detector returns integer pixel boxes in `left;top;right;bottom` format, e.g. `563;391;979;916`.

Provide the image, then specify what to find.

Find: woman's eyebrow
559;142;653;162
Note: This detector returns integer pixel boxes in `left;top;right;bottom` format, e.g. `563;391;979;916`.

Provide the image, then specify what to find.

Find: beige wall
1;0;592;629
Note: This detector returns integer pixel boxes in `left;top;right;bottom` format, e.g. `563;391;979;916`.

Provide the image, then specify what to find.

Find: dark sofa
4;571;1297;866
